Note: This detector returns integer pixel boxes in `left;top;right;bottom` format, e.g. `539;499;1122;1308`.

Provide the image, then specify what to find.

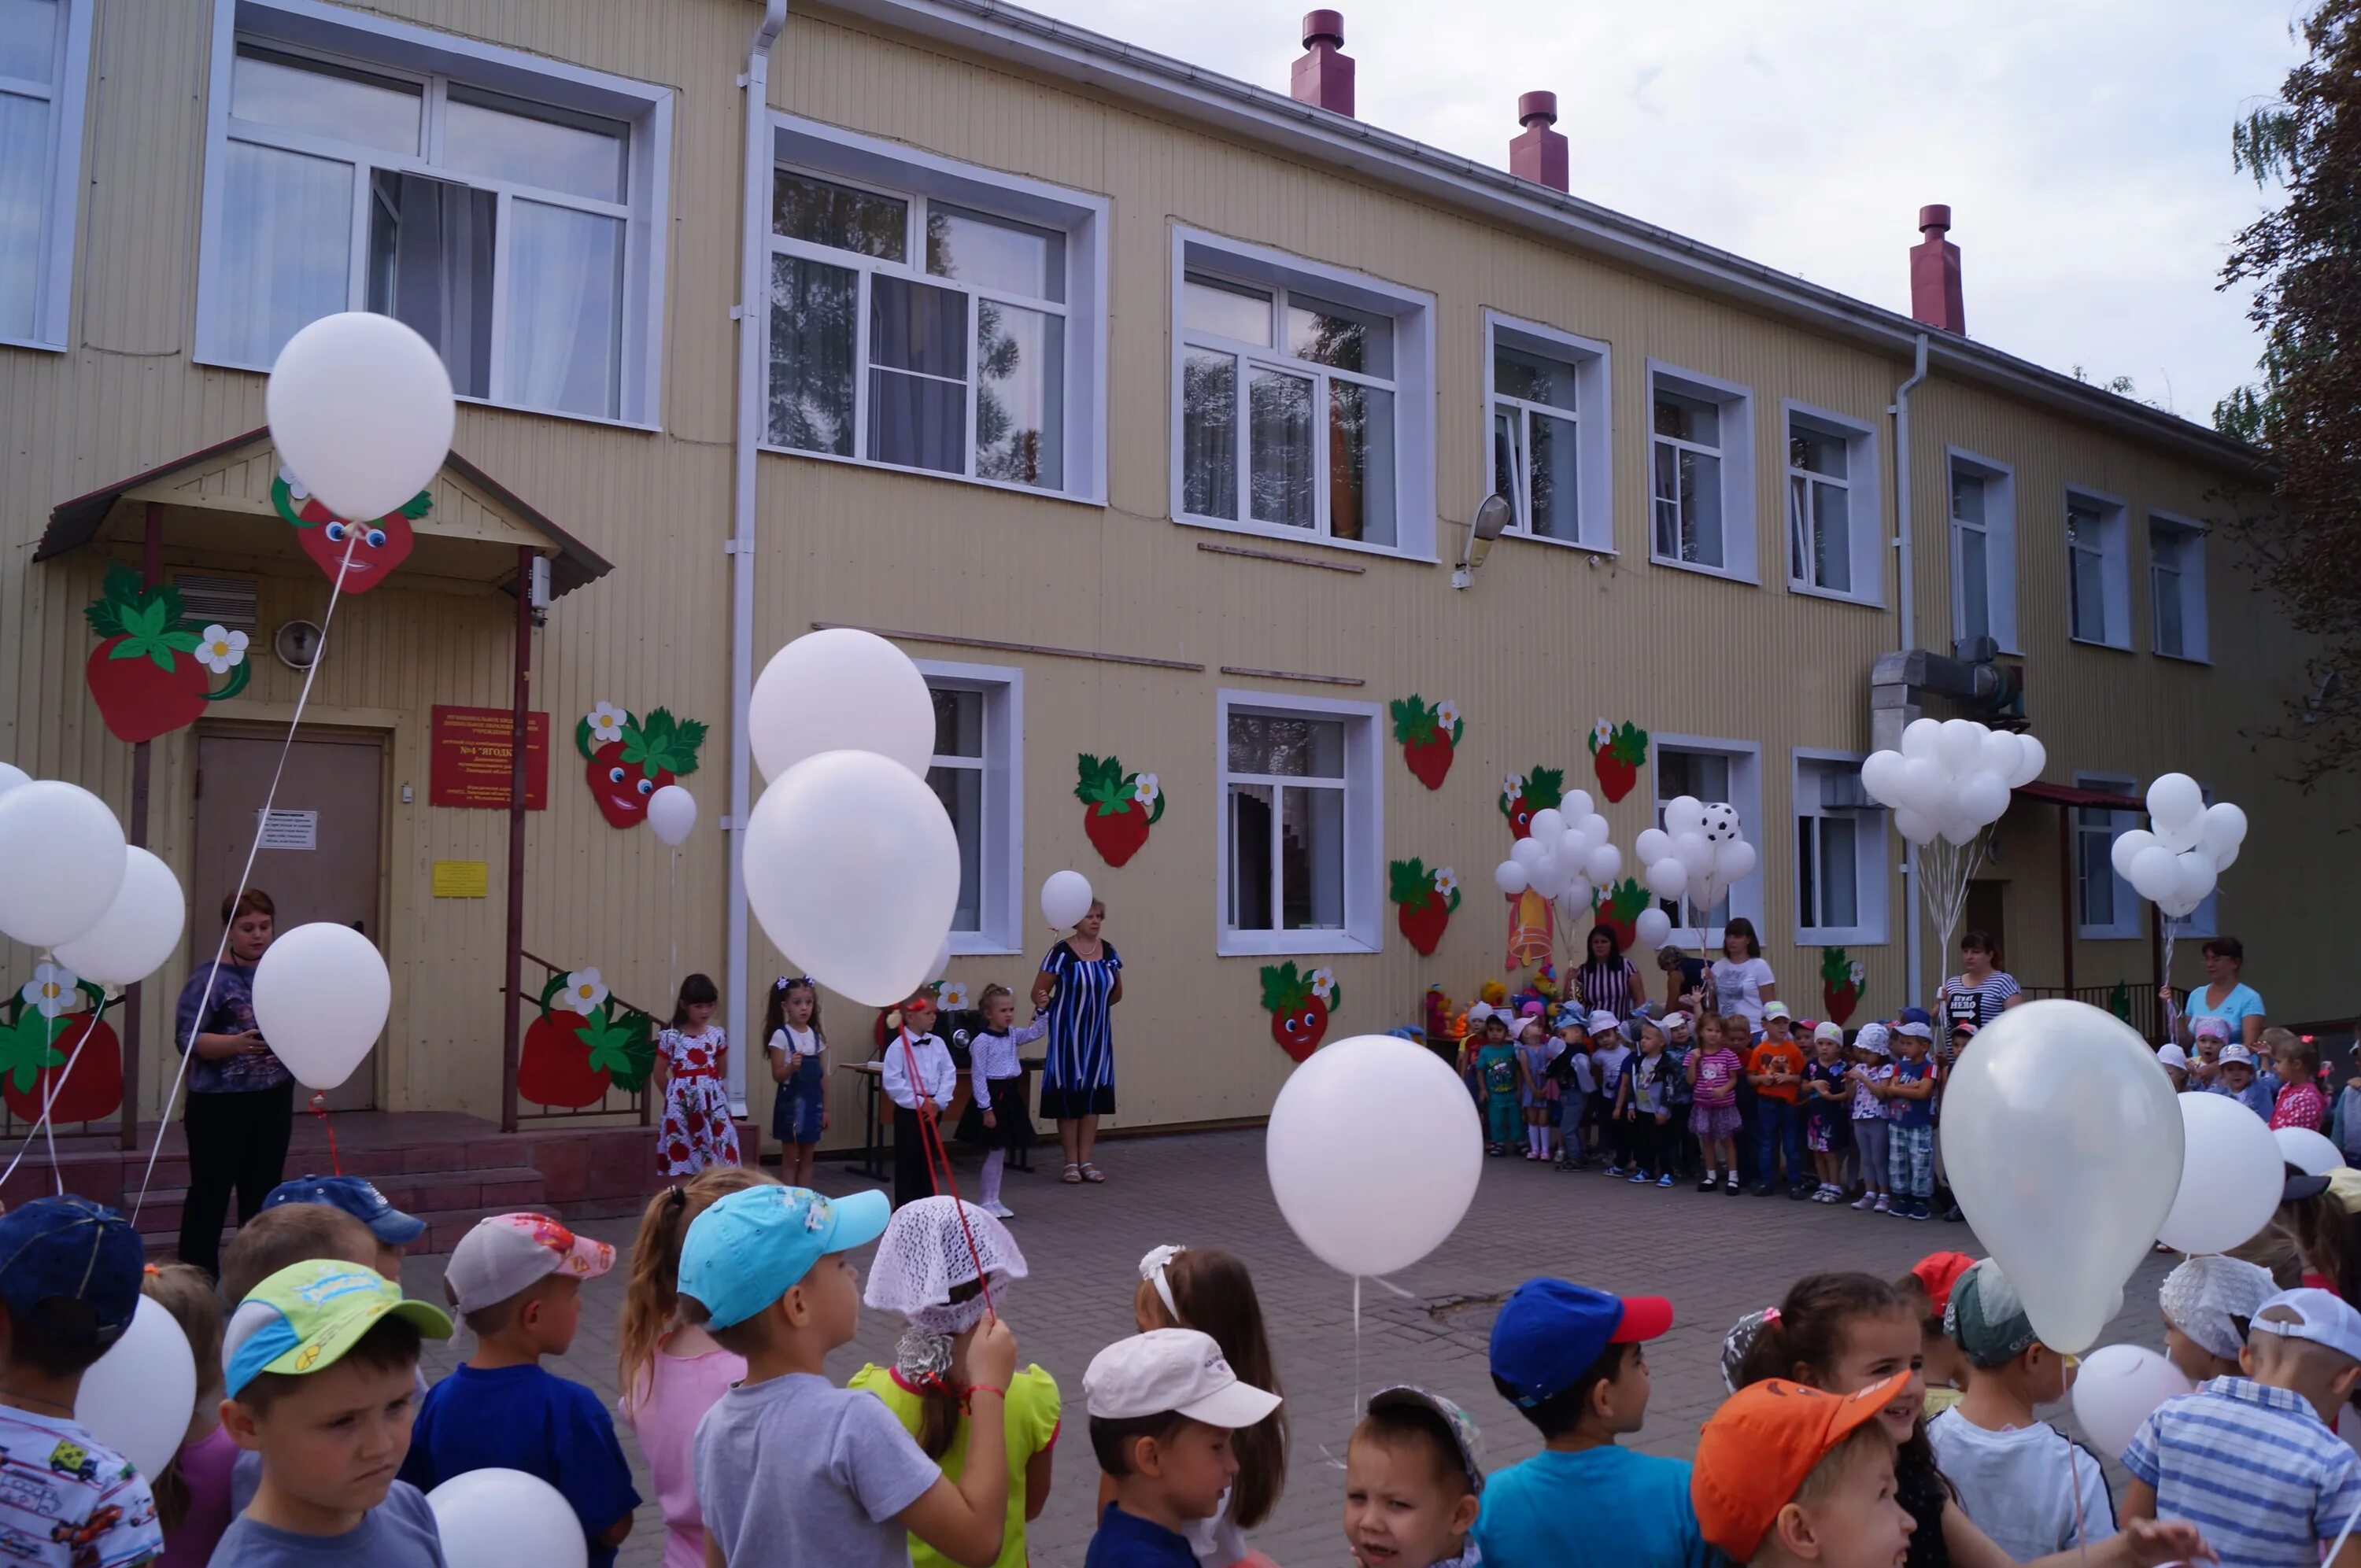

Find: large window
1949;450;2017;653
1173;231;1433;558
1794;753;1887;944
2075;773;2141;940
197;7;671;423
0;0;90;348
918;662;1023;954
1485;314;1611;552
1649;363;1755;579
1785;404;1882;603
1651;736;1764;945
2149;514;2209;662
2066;489;2131;650
1217;692;1382;955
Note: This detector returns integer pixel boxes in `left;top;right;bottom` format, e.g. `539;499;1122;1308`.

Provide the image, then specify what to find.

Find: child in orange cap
1690;1372;1916;1566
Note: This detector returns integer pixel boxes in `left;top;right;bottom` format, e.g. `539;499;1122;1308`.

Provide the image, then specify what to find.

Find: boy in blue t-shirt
1472;1278;1713;1567
397;1213;640;1566
1882;1023;1941;1219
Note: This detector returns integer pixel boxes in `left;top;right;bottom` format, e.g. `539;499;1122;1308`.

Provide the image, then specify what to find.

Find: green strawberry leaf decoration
0;1009;67;1096
1587;720;1649;764
1261;961;1312;1014
1820;948;1853;985
624;708;708;779
86;566;203;673
1603;879;1651;921
1074;754;1164;824
579;1005;657;1091
1387;695;1463;747
2105;982;2131;1023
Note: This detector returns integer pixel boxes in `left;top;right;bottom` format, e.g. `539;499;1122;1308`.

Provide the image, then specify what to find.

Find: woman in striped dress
1033;898;1124;1184
1573;925;1646;1020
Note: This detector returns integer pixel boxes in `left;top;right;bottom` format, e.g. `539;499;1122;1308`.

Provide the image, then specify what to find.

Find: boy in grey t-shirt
678;1183;1021;1568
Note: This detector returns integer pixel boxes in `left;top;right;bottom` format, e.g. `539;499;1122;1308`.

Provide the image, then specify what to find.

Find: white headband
1139;1244;1185;1319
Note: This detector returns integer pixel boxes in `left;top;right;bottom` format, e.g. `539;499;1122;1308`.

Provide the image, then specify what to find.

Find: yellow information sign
431;860;490;898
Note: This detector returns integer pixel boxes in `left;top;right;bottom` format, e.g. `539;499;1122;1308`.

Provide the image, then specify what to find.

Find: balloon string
2327;1490;2361;1563
134;522;364;1223
895;1025;993;1319
0;1010;105;1196
2066;1427;2088;1565
309;1093;341;1176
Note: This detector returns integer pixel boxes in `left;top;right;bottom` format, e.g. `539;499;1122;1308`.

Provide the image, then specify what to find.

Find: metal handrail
504;950;653;1125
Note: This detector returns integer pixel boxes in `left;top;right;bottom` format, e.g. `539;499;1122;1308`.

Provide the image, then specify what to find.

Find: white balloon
267;312;455;522
1665;795;1706;837
1956;769;2010;828
1583;843;1622;885
1716;839;1757;882
1578;813;1611;845
1562;789;1597;822
1509;837;1547;869
1545;841;1588;887
1040;869;1094;931
1556;878;1594;917
745;751;961;1006
1895;757;1944;814
1634;828;1671;865
52;847;185;985
1939;814;1982;847
251;923;391;1090
1860;751;1906;808
1977;729;2025;786
1267;1035;1483;1276
0;762;25;799
74;1297;197;1482
430;1470;589;1568
2071;1345;2194;1461
928;934;952;985
748;629;936;783
1942;1001;2182;1352
2146;773;2205;831
1634;907;1673;951
2154;813;2204;854
2159;1090;2283;1254
645;784;697;847
1901;717;1943;761
2167;851;2217;917
1892;807;1936;846
1526;808;1566;845
1494;861;1529;897
1673;833;1714;879
2009;734;2049;788
2214;840;2240;873
1645;858;1689;900
2126;846;2182;904
0;781;127;949
2110;829;2159;884
1527;861;1566;901
2200;802;2248;862
2277;1126;2344;1178
1936;718;1987;778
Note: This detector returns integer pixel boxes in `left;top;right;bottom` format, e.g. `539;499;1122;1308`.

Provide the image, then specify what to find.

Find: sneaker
1787;1185;1812;1201
1628;1169;1650;1184
1697;1171;1719;1193
1851;1192;1877;1211
1602;1164;1624;1179
1873;1195;1892;1214
1910;1200;1932;1221
1657;1173;1676;1188
985;1200;1015;1219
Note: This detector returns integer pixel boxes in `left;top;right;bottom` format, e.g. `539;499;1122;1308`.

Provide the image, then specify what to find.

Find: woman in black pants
172;887;294;1278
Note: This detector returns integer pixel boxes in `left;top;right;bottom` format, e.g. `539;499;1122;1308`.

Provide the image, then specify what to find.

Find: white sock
980;1149;1004;1207
1531;1126;1546;1157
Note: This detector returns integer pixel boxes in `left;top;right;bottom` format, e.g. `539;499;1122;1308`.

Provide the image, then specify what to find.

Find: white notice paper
253;809;318;851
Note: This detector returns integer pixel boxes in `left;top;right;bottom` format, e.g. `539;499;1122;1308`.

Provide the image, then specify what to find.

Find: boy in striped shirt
2124;1286;2361;1566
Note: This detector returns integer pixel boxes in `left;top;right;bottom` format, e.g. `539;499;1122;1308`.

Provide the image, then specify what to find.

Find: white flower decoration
1432;866;1459;898
194;625;249;675
1593;719;1615;748
1309;967;1336;1001
277;465;310;502
1503;773;1526;798
1849;961;1866;987
1435;699;1461;729
586;703;626;744
937;981;970;1010
1132;771;1161;806
554;968;608;1014
20;964;79;1020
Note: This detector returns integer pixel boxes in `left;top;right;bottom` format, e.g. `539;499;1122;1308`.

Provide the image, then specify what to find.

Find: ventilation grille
172;573;258;635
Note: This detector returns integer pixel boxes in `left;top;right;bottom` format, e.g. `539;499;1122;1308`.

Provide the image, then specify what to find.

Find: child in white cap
1082;1329;1282;1568
2160;1254;2278;1383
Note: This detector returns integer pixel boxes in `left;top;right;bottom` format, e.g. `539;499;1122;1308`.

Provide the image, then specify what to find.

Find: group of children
2160;1016;2361;1151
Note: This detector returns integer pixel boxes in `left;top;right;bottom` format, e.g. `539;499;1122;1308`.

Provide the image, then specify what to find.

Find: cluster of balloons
1636;796;1754;923
2111;773;2245;921
1492;795;1620;915
0;771;183;987
741;629;961;1006
1859;718;2045;847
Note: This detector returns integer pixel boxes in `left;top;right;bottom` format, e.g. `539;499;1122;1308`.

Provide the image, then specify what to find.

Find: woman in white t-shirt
1707;917;1777;1040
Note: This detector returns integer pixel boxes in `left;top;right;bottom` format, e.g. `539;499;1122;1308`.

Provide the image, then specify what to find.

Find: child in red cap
1898;1253;1975;1419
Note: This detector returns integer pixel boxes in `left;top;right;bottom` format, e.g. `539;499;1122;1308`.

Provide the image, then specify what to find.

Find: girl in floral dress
655;972;740;1175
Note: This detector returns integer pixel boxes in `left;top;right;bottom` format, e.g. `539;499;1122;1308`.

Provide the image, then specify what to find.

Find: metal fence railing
506;949;652;1126
2020;984;2162;1044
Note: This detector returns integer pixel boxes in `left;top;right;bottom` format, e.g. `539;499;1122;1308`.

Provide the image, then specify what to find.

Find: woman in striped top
1033;898;1124;1185
1573;924;1646;1020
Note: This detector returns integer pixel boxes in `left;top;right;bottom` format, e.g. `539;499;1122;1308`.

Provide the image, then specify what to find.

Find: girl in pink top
147;1262;235;1568
616;1169;775;1568
2267;1028;2328;1132
1684;1013;1747;1195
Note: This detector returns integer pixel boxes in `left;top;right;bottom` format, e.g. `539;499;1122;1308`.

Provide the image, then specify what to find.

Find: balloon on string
1583;843;1621;885
1892;807;1934;846
1935;718;1986;776
1509;837;1546;869
2276;1125;2343;1178
2200;802;2248;861
74;1296;197;1481
0;762;25;799
251;923;391;1090
2159;1090;2283;1254
1040;869;1094;931
52;847;185;985
2109;829;2159;883
645;784;696;847
1561;788;1596;821
927;934;952;986
1901;718;1942;760
1977;729;2024;784
1266;1034;1482;1277
745;751;961;1006
1634;907;1672;951
1645;858;1687;900
1526;808;1565;844
1634;827;1670;865
2009;735;2049;788
747;629;936;784
2146;773;2205;833
1665;795;1705;837
266;312;456;522
2071;1344;2193;1460
1494;860;1529;897
0;780;128;949
429;1470;589;1568
1716;839;1757;882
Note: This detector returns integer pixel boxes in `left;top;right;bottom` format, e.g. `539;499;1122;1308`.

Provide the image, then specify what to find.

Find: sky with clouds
1022;0;2303;426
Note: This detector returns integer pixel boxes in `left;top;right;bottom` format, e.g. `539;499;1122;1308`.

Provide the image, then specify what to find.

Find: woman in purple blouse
172;887;292;1278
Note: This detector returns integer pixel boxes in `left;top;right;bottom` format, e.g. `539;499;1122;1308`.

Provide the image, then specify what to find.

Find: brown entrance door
190;729;385;1110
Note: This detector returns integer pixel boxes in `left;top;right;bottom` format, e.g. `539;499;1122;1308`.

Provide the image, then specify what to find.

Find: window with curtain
2150;517;2208;661
2074;776;2140;939
0;0;68;343
767;169;1070;493
1224;710;1354;935
2067;499;2109;644
1786;417;1851;594
1794;758;1883;940
1952;467;1990;644
1651;387;1726;569
918;666;1022;950
1654;748;1732;932
1491;341;1582;544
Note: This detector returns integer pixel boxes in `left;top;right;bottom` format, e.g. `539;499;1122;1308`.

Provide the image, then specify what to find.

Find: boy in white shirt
881;993;956;1208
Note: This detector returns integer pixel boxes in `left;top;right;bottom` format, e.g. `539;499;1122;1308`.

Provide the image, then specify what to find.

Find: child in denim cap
1344;1386;1482;1568
257;1173;424;1285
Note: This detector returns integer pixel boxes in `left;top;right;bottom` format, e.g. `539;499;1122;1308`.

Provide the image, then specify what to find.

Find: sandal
1061;1163;1084;1184
1081;1163;1107;1183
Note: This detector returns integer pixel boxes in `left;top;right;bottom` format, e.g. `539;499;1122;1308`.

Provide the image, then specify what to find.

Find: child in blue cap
678;1185;1020;1568
258;1173;424;1283
1471;1278;1713;1567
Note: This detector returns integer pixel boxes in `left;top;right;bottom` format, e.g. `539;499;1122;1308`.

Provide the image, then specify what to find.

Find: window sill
1175;511;1434;564
2075;928;2143;942
2152;648;2212;667
1786;581;1886;611
0;334;66;355
763;441;1107;508
194;350;663;434
1507;530;1616;559
1217;929;1381;959
2068;635;2136;655
948;934;1023;958
1799;927;1886;947
1650;554;1759;586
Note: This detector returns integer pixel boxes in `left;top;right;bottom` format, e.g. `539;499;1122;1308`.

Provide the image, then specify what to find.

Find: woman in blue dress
1032;897;1123;1184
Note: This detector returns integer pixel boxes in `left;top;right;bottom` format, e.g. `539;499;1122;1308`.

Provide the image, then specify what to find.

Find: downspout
1890;331;1929;1005
727;0;787;1116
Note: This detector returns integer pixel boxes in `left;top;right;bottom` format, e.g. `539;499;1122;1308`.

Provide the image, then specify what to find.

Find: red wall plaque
430;706;549;810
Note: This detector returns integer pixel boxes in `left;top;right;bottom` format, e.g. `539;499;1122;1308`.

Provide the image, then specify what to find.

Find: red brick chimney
1291;10;1354;118
1909;205;1964;335
1509;90;1567;192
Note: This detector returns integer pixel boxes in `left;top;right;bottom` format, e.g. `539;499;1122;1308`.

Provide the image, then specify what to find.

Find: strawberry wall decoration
578;703;708;830
1261;962;1338;1061
1820;950;1866;1025
518;968;656;1109
271;467;430;595
1388;696;1463;790
1588;720;1648;803
82;565;250;743
1498;766;1565;839
1075;754;1163;866
0;967;123;1124
1388;858;1461;957
1592;878;1652;953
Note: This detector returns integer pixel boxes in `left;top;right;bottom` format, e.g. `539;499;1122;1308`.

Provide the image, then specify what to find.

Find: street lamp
1452;493;1513;589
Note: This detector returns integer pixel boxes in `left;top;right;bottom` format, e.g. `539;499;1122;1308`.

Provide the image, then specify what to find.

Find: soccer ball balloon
1701;802;1740;843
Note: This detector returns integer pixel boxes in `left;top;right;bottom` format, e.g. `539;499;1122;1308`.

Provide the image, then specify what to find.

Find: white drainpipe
727;0;787;1112
1890;331;1930;1005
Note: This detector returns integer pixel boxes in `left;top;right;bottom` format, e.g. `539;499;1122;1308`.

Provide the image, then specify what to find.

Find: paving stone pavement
401;1131;2177;1568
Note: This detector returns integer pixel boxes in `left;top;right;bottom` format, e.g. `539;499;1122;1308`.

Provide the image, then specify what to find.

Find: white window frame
1170;227;1436;561
761;115;1109;504
2074;771;2141;940
1647;361;1757;581
1947;448;2018;655
1782;400;1883;606
1214;689;1384;957
2065;486;2133;651
1792;749;1888;945
1482;312;1613;555
0;0;92;351
915;660;1024;957
1650;733;1765;947
2149;511;2210;664
195;0;674;428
